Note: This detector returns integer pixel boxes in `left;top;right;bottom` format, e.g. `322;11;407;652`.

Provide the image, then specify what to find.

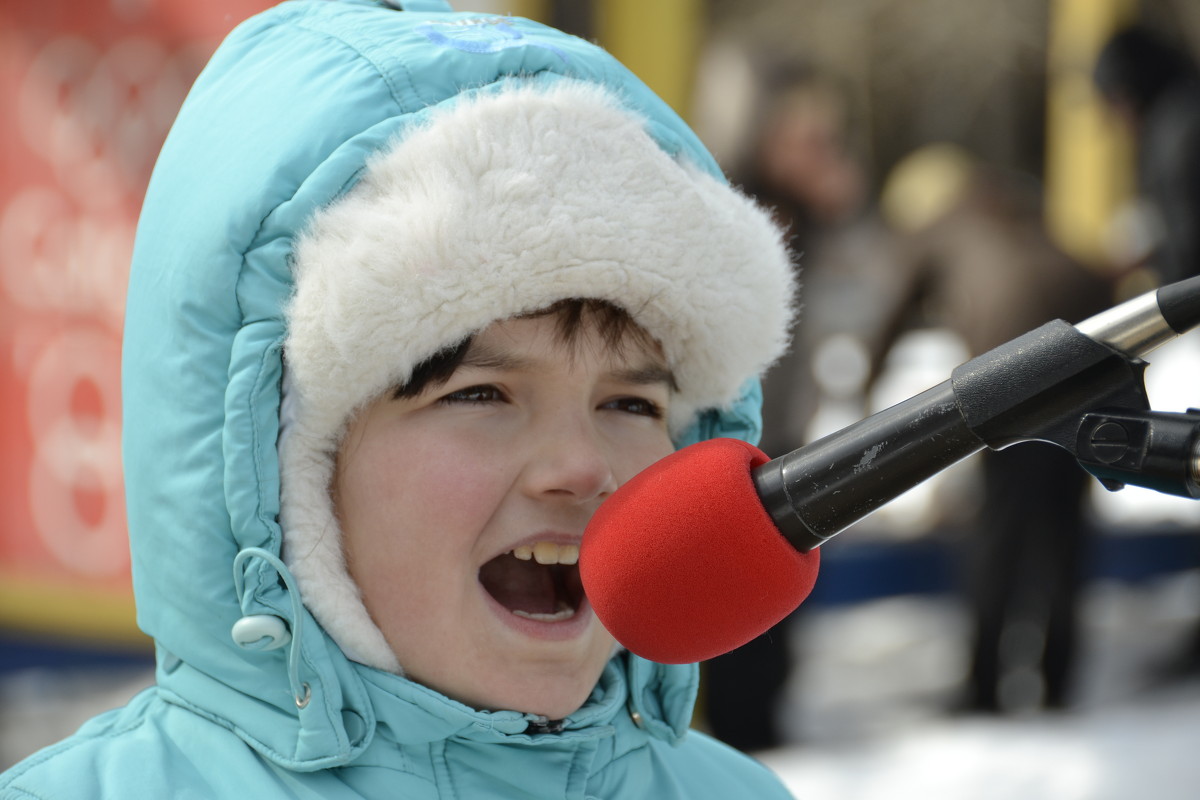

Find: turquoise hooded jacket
0;1;795;797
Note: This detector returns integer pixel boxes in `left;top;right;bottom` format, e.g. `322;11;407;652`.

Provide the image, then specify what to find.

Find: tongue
479;555;561;615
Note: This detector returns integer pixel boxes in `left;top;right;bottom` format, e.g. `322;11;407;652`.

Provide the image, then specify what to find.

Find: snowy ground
760;575;1200;800
763;680;1200;800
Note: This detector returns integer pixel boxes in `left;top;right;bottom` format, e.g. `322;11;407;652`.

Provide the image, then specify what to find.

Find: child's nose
522;415;618;503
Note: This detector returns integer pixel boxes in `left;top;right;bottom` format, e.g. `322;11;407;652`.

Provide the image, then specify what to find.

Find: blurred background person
730;58;869;462
1094;24;1200;287
692;49;872;752
878;144;1115;712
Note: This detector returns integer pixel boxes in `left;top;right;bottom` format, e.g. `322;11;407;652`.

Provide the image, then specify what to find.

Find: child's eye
441;385;507;405
603;396;665;419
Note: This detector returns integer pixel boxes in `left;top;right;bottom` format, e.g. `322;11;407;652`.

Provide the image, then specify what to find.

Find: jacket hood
122;0;793;770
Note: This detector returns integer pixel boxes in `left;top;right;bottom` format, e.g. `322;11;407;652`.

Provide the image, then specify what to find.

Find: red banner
0;0;271;645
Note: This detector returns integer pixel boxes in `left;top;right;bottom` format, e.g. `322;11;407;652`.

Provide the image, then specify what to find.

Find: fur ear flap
280;79;795;671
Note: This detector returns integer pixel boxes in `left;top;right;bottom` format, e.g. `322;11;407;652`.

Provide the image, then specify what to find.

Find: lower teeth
512;602;576;622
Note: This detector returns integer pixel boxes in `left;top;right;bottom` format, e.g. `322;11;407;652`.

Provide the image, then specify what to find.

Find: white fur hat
280;79;795;670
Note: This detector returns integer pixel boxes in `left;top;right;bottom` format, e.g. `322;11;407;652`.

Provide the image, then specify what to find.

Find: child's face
334;312;676;719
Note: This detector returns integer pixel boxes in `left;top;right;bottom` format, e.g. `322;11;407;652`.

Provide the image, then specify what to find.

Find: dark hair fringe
393;299;660;399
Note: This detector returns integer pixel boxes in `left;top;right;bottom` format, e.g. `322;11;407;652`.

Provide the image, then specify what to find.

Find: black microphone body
755;379;981;553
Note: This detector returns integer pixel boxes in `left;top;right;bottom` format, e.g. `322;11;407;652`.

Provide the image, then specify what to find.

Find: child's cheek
399;428;512;525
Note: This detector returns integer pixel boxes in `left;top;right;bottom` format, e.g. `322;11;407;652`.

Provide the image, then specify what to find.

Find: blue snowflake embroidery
417;18;569;62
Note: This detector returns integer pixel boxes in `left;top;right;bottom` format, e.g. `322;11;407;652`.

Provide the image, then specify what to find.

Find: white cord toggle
231;614;292;651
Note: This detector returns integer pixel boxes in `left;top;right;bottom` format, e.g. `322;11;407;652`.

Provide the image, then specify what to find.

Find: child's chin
489;667;605;720
511;682;591;720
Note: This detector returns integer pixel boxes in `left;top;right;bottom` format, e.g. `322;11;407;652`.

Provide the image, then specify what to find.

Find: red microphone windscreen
581;437;820;664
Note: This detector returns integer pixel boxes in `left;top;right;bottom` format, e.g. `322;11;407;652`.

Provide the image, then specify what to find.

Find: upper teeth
511;542;580;565
513;601;576;622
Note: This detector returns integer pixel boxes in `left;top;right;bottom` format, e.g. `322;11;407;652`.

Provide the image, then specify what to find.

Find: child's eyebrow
460;345;677;391
458;347;530;372
612;363;678;391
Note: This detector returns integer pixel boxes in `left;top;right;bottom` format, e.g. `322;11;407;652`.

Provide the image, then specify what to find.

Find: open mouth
478;542;584;622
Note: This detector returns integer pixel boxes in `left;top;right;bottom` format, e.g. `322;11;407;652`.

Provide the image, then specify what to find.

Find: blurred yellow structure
596;0;703;118
0;577;149;649
506;0;703;118
1045;0;1137;269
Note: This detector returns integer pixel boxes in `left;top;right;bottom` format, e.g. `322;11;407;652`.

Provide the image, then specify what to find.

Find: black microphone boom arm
754;276;1200;553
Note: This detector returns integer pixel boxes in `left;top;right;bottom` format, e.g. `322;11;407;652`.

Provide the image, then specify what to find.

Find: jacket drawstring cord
232;547;312;709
